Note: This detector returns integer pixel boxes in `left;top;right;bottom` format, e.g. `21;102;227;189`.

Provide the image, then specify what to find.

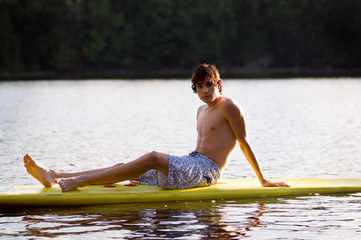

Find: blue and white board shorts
138;151;220;189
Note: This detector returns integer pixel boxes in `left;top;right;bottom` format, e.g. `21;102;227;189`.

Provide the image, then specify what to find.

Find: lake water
0;79;360;239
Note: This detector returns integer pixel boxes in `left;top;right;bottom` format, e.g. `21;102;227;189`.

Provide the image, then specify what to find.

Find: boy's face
196;80;221;104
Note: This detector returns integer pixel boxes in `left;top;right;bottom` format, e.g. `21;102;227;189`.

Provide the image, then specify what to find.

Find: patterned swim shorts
138;151;220;189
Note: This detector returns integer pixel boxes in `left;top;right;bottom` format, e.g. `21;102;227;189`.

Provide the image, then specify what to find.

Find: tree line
1;0;361;79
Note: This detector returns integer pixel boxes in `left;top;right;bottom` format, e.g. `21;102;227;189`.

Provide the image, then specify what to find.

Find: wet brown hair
191;63;222;94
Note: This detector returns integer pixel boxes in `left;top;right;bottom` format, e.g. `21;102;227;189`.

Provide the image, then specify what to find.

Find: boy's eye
206;83;212;87
197;85;203;88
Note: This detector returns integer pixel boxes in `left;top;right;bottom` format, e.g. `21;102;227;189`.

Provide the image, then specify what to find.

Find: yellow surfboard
1;178;361;207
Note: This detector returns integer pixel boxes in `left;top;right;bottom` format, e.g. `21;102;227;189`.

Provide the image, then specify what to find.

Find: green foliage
1;0;360;74
0;0;23;71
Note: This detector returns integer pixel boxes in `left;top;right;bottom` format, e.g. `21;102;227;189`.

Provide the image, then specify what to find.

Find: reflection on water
0;79;361;239
1;193;360;239
1;200;264;239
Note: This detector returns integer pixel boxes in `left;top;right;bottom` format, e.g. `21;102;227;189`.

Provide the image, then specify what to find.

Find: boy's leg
24;154;125;187
54;163;126;178
24;151;168;192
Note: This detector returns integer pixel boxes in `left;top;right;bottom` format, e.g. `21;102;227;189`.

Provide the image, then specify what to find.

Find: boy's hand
262;179;290;187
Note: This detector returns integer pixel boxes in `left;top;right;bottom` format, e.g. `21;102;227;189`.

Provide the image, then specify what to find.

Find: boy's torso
195;97;237;170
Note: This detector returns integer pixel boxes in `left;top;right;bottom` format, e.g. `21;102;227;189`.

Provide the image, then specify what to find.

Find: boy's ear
217;80;222;89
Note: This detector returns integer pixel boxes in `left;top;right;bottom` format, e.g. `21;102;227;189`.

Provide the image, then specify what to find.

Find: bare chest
197;108;228;135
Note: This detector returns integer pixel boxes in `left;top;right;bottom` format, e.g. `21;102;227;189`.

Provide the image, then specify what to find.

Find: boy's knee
146;151;160;162
144;151;166;166
142;151;168;175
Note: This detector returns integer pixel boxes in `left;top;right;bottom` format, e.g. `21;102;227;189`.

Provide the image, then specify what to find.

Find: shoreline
1;68;361;80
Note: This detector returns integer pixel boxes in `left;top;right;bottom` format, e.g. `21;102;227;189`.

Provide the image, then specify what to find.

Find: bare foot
56;177;83;192
23;154;57;187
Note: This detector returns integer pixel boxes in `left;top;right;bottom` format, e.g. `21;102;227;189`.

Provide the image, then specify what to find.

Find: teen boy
24;64;289;192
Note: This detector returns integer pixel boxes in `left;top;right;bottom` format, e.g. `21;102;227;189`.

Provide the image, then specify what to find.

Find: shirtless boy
24;64;289;192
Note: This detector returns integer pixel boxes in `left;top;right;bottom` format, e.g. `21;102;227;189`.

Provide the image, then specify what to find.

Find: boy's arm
224;100;290;187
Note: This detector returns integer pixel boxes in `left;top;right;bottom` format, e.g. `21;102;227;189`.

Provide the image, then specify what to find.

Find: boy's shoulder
197;97;241;113
221;97;241;109
220;97;244;117
222;96;236;104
